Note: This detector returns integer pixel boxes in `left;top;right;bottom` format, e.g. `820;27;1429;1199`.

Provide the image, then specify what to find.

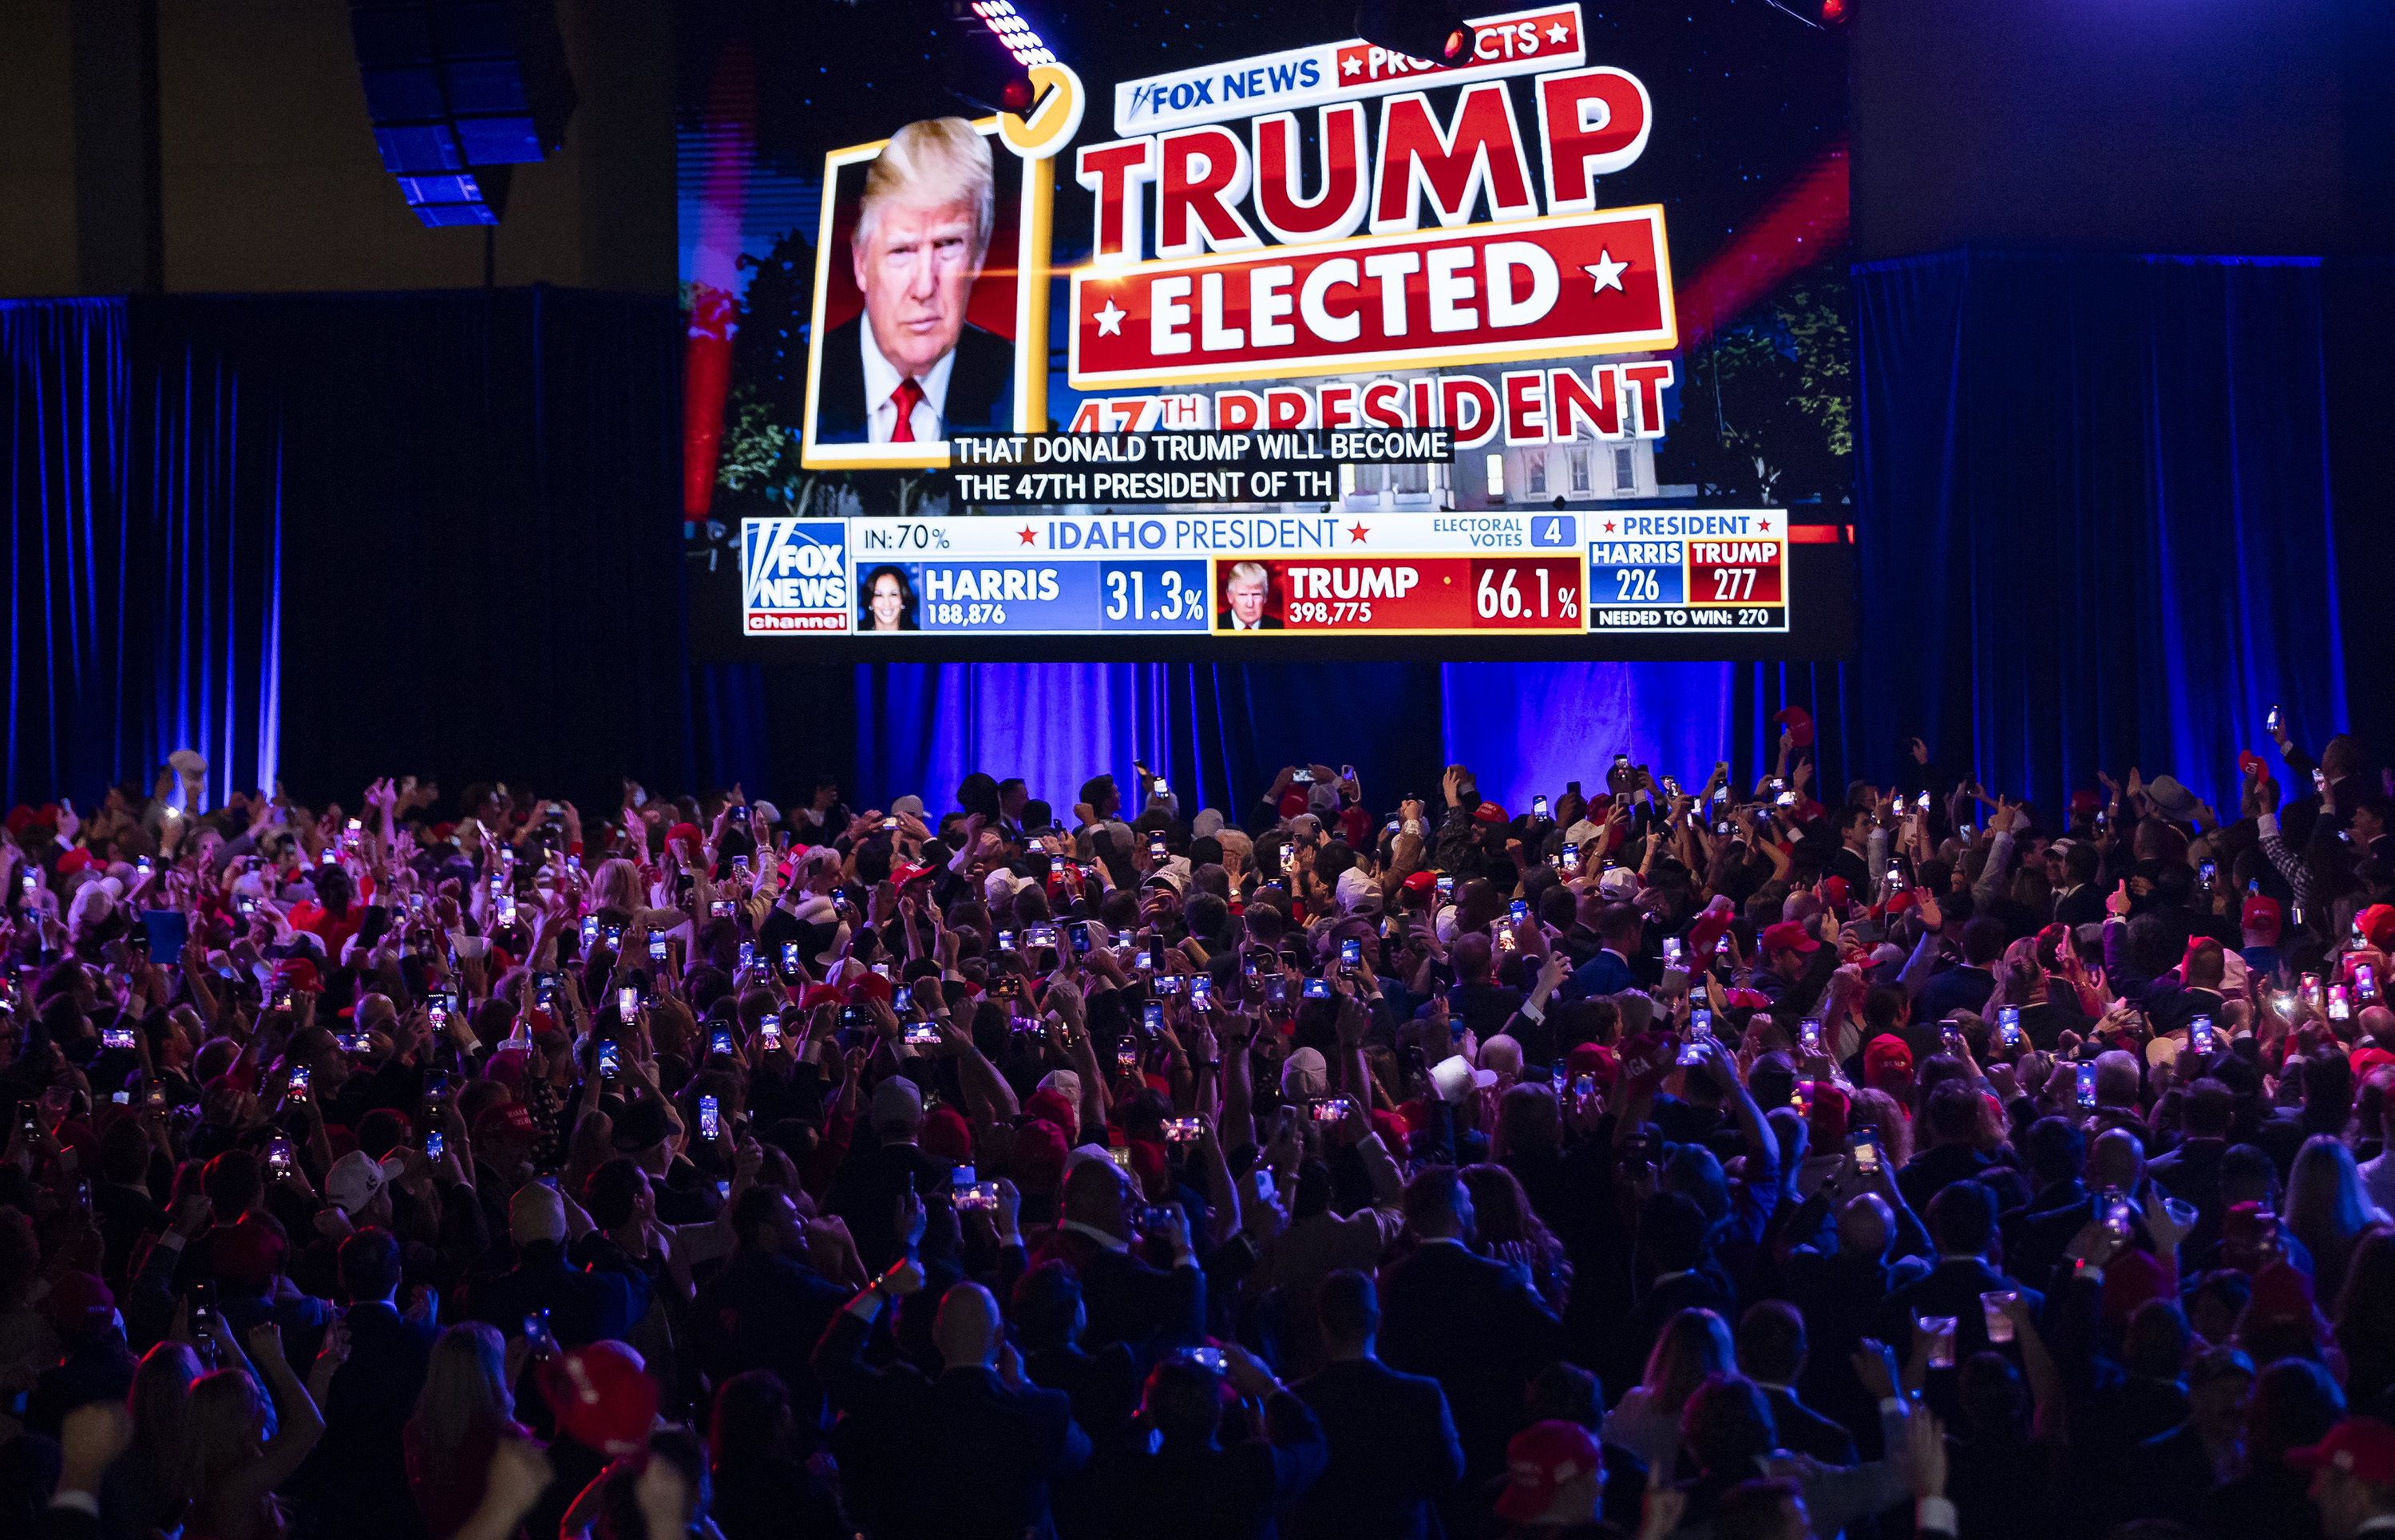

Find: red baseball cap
1864;1034;1914;1082
1772;705;1815;750
2361;904;2395;953
1760;920;1819;956
1402;869;1439;895
891;862;936;887
1883;889;1920;917
2289;1418;2395;1485
920;1107;972;1165
1024;1088;1079;1134
1011;1117;1070;1191
540;1340;659;1456
473;1102;536;1142
1819;876;1851;910
1806;1081;1851;1146
42;1272;114;1336
1684;896;1738;963
2242;895;2282;937
1471;802;1507;825
1566;1041;1619;1090
1494;1420;1604;1522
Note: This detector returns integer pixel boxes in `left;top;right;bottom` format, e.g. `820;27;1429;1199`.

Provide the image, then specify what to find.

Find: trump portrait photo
810;117;1017;448
1217;560;1285;631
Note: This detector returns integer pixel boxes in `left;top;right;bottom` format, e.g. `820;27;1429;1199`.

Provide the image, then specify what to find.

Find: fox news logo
742;519;850;634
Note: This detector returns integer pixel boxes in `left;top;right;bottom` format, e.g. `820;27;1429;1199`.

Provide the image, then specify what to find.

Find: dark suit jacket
1376;1241;1566;1483
691;1248;851;1431
299;1302;441;1540
814;1310;1089;1540
1602;1269;1733;1415
1880;1259;2045;1386
1760;1384;1858;1467
1566;948;1638;1002
1217;612;1285;630
2055;885;2106;928
812;315;1014;445
2148;1137;2231;1254
2148;986;2227;1039
1030;1229;1205;1362
1918;964;1997;1023
94;1180;166;1287
460;1240;648;1350
2125;1419;2227;1529
2004;1186;2096;1293
825;1138;956;1273
1289;1356;1463;1540
1088;1392;1328;1540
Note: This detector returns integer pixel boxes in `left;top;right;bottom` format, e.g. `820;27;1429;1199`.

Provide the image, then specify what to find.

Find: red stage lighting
1820;0;1848;25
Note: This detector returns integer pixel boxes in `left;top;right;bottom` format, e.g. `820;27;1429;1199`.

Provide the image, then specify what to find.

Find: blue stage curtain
3;298;283;810
152;289;689;817
4;290;684;817
815;658;1851;828
855;662;1183;818
1855;251;2348;817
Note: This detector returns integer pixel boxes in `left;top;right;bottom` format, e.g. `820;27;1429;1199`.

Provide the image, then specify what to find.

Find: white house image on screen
1332;358;1677;513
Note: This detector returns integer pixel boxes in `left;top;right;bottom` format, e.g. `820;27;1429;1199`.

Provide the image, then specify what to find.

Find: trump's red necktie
887;378;926;442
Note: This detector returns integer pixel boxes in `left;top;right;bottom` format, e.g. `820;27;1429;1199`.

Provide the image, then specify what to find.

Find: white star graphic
1093;298;1126;336
1582;249;1628;294
1547;21;1571;42
1342;53;1363;76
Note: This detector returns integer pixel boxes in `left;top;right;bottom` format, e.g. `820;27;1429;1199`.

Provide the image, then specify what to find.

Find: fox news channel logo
742;519;851;634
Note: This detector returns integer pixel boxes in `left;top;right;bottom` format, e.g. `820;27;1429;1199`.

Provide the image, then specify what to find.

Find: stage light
1820;0;1848;25
947;0;1059;113
1355;0;1473;65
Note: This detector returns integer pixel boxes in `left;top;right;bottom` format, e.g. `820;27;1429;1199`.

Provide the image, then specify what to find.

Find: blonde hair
857;117;994;261
184;1368;271;1531
408;1324;514;1474
589;857;644;916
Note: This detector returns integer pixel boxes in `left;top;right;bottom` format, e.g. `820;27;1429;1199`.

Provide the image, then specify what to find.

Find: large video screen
678;1;1854;659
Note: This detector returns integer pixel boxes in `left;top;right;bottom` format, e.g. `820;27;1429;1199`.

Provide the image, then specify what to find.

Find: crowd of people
5;718;2395;1540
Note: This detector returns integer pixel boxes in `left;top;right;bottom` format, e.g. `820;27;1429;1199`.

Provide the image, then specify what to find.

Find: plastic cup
1981;1291;2018;1344
1921;1315;1958;1369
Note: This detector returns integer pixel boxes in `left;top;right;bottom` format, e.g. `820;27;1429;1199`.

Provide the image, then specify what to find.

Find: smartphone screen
618;986;639;1018
1340;936;1361;969
1532;795;1550;821
698;1095;719;1141
2075;1063;2098;1107
598;1040;620;1078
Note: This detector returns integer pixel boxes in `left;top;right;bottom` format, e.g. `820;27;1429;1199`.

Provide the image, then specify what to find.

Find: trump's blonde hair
856;117;995;262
